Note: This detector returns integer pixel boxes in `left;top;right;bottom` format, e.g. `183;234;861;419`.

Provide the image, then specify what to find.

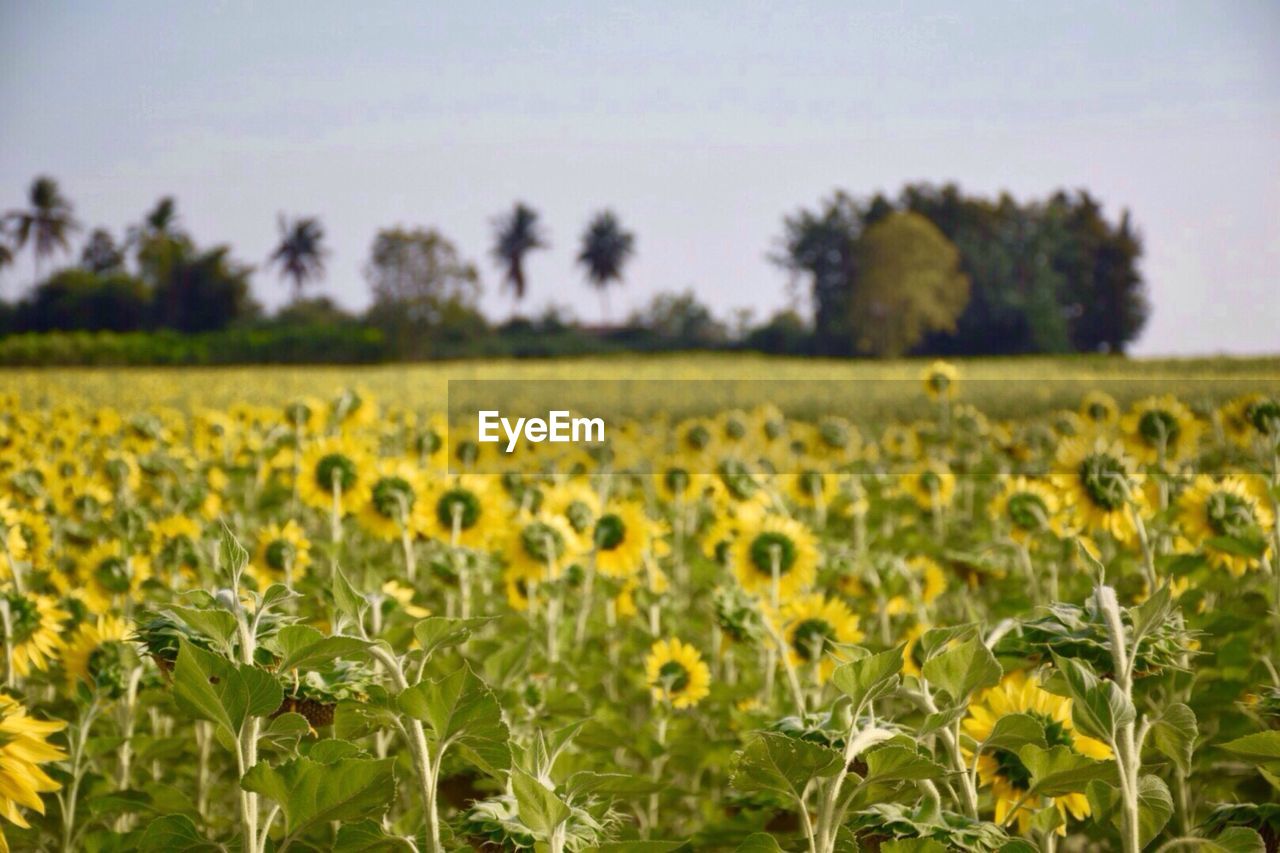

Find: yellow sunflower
296;436;373;514
77;542;152;612
1053;436;1145;543
1121;395;1202;466
963;672;1112;835
592;503;653;579
1177;475;1274;576
358;462;428;541
900;460;957;513
63;615;133;694
0;593;68;678
922;360;959;401
1079;391;1119;428
731;515;819;602
252;520;312;588
423;475;504;548
0;694;66;846
772;592;863;683
988;477;1061;544
645;638;711;709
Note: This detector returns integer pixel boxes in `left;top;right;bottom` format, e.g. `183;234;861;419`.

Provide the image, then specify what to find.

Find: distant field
9;353;1280;420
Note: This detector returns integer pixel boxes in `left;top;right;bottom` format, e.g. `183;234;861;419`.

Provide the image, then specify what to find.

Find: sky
2;1;1278;355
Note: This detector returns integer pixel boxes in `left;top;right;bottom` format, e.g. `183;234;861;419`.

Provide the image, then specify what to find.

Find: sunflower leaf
921;637;1001;705
1151;703;1197;776
1018;743;1118;796
831;644;904;714
1052;653;1134;742
412;616;495;661
274;624;372;673
980;713;1047;753
730;732;843;804
398;664;511;776
241;755;396;844
511;767;571;837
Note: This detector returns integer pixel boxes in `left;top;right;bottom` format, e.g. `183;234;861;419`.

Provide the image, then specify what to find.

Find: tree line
0;176;1148;360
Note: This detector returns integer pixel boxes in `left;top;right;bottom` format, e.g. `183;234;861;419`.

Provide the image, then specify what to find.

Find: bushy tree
851;212;969;357
364;227;485;356
144;236;257;332
16;268;149;332
775;192;862;354
631;289;727;345
81;228;125;274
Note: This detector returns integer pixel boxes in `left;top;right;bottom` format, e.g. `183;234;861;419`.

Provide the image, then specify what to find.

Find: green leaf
592;843;690;853
137;814;220;852
1134;774;1174;849
163;605;237;652
511;766;571;838
921;637;1001;704
219;523;250;580
334;819;415;852
397;664;511;775
171;640;241;738
240;663;285;718
883;841;946;853
1151;703;1197;776
1018;743;1118;796
566;771;662;797
1220;731;1280;767
980;713;1047;753
241;756;396;843
412;616;494;660
1053;654;1134;742
274;624;372;672
862;745;946;784
729;732;842;803
1187;827;1267;853
1130;584;1173;645
332;564;368;626
1205;535;1268;558
831;645;904;713
734;834;784;853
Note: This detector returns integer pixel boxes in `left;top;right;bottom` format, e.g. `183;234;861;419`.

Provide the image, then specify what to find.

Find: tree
15;268;149;332
774;192;863;354
4;176;79;285
269;215;328;301
577;210;635;323
364;227;484;356
490;202;548;310
81;228;125;274
146;239;257;332
850;211;970;357
631;290;726;345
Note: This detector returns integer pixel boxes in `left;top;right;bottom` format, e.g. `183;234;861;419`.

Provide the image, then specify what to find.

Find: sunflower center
791;618;836;661
1245;398;1280;435
820;421;849;450
664;469;691;496
919;470;941;492
1205;491;1255;538
684;425;711;451
992;748;1033;792
657;660;691;693
1138;409;1181;447
454;440;479;466
437;489;481;530
749;532;797;577
87;641;131;695
315;453;358;492
718;459;758;500
1007;492;1047;531
284;401;312;424
594;514;626;551
565;500;594;534
95;557;132;593
264;539;295;571
416;429;442;456
372;476;414;520
928;373;951;394
1086;402;1111;422
799;471;823;496
1078;453;1128;510
3;594;40;643
725;418;747;440
520;522;566;563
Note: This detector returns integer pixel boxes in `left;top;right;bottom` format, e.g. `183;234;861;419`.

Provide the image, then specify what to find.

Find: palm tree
490;202;548;311
577;210;635;324
269;215;327;301
127;197;181;248
4;176;79;285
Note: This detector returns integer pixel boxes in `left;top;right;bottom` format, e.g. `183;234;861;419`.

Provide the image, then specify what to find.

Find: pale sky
2;1;1278;354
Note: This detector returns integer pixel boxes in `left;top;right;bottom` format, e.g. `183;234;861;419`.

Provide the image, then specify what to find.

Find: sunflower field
1;360;1280;853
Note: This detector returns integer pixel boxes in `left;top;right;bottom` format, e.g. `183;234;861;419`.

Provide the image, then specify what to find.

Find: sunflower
1053;436;1144;542
731;515;819;602
252;520;312;588
1079;391;1119;428
963;672;1112;835
885;556;948;615
592;503;653;579
358;462;428;541
77;541;152;612
150;514;203;577
296;436;372;514
645;638;711;709
783;466;839;511
988;477;1060;544
0;694;65;845
63;615;134;695
542;483;600;539
0;593;67;678
1121;395;1202;466
424;475;503;548
922;361;959;401
900;460;956;513
506;513;582;579
771;593;863;683
1177;475;1274;576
